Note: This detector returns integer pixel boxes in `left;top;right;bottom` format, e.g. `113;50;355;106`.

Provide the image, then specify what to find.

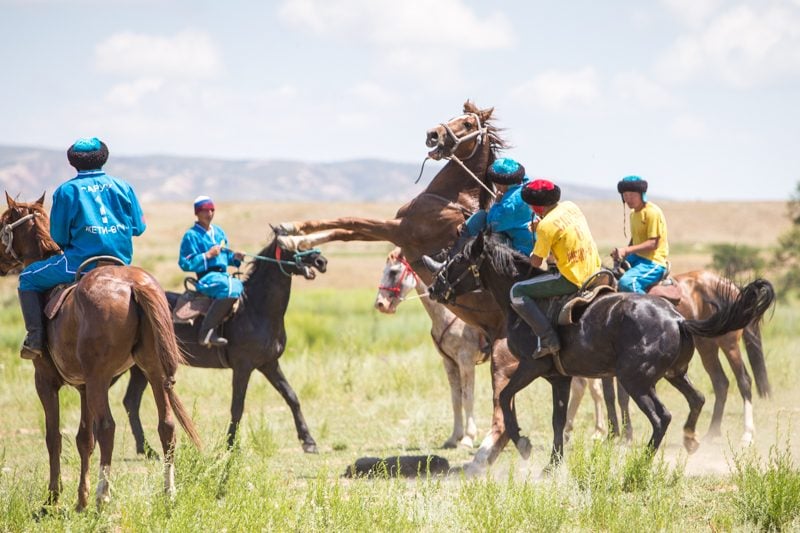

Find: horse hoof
683;436;700;454
302;442;319;454
515;437;532;460
462;461;486;478
442;440;457;449
740;433;754;448
459;437;474;449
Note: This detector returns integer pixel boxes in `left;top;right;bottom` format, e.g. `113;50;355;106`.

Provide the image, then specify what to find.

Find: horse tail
743;320;771;398
682;279;775;339
133;282;203;450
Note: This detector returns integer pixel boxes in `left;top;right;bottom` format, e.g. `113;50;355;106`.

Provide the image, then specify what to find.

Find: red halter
378;256;417;296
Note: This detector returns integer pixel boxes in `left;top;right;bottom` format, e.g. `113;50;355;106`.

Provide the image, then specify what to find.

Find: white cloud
612;73;676;109
94;30;222;79
661;0;724;27
105;78;164;106
347;82;397;106
669;114;709;140
278;0;513;50
511;68;600;111
657;3;800;87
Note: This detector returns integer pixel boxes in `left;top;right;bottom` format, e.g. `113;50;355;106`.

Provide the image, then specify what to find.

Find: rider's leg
18;289;45;359
198;297;238;347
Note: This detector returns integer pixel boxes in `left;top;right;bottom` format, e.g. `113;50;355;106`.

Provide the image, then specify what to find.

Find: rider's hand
233;251;245;261
611;247;625;261
206;245;222;259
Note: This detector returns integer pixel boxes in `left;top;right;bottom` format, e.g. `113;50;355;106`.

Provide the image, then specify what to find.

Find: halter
378;255;417;299
244;247;322;277
0;212;40;263
434;247;486;304
416;112;496;200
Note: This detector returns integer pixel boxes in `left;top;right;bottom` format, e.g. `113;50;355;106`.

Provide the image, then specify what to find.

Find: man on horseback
17;137;147;359
179;196;244;347
459;158;535;255
611;176;669;293
509;179;601;359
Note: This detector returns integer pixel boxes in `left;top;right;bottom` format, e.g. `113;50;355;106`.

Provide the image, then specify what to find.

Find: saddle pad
172;292;212;324
557;284;617;326
648;278;682;305
44;283;77;320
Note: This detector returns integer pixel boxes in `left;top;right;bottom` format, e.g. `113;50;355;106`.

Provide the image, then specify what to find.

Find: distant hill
0;145;618;203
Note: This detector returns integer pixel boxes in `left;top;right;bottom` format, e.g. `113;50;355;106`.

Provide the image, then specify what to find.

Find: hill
0;145;619;203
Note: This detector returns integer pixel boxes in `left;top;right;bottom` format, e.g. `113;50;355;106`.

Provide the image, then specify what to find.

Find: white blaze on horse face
374;260;417;314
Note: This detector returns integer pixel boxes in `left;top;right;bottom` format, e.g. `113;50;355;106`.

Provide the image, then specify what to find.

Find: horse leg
459;351;478;448
719;333;756;446
743;322;771;398
622;381;671;450
696;338;728;441
441;356;464;449
601;377;621;439
587;378;608;440
227;366;254;449
278;218;403;251
33;361;63;512
544;376;572;471
470;341;516;472
497;356;541;460
617;381;633;443
258;361;318;453
122;365;160;459
85;378;115;509
74;387;95;512
665;373;705;454
565;377;587;443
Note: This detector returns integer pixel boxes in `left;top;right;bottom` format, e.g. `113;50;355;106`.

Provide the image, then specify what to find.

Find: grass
0;200;798;530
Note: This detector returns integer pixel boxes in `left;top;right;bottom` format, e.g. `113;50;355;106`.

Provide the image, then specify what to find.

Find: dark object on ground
343;455;450;478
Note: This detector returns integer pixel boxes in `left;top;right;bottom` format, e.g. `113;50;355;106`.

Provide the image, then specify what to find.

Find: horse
600;270;771;446
122;229;329;456
427;231;775;465
0;193;202;512
275;100;560;472
374;247;489;448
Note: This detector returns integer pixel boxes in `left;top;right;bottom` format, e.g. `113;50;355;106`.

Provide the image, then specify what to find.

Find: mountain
0;145;618;203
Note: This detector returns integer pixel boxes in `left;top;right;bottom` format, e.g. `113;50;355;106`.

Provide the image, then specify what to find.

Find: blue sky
1;0;798;200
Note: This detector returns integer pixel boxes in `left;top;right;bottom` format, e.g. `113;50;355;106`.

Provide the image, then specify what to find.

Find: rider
509;179;602;359
179;196;245;347
611;176;669;293
460;157;534;256
17;137;147;359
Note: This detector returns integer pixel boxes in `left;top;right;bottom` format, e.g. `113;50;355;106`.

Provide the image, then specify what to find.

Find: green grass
0;287;798;531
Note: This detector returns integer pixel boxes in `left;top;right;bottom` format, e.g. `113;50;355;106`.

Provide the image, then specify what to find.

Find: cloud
511;68;600;111
105;78;164;106
347;82;398;106
94;30;222;79
612;73;676;109
657;3;800;87
278;0;513;50
661;0;724;27
669;114;709;140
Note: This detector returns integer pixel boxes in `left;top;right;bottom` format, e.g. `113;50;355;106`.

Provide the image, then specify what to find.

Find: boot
511;297;561;359
18;289;45;359
198;297;237;347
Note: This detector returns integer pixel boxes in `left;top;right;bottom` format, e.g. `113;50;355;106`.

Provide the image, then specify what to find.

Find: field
0;200;799;531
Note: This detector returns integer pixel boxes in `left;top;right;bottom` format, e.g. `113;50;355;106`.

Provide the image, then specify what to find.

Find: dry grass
133;200;791;290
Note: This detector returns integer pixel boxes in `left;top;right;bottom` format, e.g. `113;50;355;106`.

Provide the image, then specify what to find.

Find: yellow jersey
630;202;669;267
532;201;602;287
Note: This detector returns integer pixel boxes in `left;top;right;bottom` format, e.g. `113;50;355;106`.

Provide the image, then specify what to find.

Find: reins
244;247;321;277
0;212;40;262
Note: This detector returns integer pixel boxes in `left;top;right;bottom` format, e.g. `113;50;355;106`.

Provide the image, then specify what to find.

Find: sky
1;0;799;201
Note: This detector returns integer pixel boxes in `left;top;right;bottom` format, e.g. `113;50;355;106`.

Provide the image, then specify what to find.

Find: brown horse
0;194;201;513
277;100;552;472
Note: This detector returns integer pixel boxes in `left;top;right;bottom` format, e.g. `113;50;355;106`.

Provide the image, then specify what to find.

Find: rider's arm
613;237;659;260
529;253;545;269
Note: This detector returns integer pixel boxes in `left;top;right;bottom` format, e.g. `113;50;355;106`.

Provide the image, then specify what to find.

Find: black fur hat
67;137;109;171
487;158;526;185
521;179;561;206
617;176;648;194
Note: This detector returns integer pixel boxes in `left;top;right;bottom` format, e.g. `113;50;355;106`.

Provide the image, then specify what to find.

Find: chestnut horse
0;194;201;512
277;101;562;472
428;232;775;463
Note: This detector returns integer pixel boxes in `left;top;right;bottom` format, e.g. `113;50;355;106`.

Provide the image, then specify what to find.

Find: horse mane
461;231;529;279
240;236;279;290
462;101;509;211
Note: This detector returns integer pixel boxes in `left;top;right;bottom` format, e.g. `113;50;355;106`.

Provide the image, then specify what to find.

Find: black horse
426;232;774;462
123;233;328;455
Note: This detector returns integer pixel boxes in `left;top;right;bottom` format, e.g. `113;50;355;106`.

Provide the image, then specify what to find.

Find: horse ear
478;106;494;123
463;100;477;114
5;191;16;208
35;192;46;207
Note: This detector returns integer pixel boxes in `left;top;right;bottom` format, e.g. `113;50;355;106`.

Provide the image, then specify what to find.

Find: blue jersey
50;170;146;264
179;223;242;276
465;180;534;255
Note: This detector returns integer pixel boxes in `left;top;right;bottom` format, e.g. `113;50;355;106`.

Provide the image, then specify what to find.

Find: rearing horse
0;194;201;513
277;100;555;472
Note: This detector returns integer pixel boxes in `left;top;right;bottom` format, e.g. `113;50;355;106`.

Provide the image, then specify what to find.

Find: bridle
0;211;40;263
433;248;486;304
378;256;417;300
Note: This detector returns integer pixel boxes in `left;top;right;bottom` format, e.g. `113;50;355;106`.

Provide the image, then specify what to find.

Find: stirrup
20;342;42;360
201;330;228;347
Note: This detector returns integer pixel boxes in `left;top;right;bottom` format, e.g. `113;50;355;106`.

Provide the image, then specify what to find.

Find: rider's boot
18;289;45;359
511;296;561;359
198;297;237;347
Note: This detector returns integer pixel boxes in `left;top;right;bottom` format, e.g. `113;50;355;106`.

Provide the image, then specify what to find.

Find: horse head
426;232;487;305
425;101;496;162
375;248;418;314
0;192;57;275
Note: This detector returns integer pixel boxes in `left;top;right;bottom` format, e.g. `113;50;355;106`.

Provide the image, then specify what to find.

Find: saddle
44;257;125;319
615;260;682;305
557;269;618;326
171;277;239;326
